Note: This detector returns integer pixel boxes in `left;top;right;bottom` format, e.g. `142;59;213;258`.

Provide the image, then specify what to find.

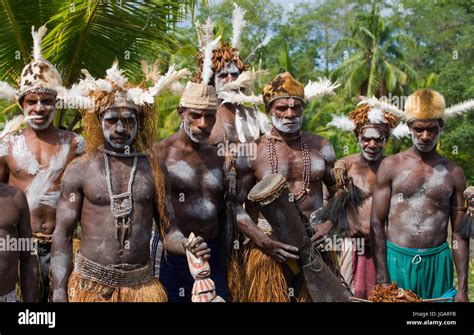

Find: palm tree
332;4;420;98
0;0;196;130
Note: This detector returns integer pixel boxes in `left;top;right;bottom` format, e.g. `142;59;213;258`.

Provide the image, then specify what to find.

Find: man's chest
84;161;155;206
7;134;71;176
392;164;454;201
254;142;326;183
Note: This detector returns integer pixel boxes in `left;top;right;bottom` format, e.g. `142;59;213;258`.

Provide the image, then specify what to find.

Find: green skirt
386;241;456;299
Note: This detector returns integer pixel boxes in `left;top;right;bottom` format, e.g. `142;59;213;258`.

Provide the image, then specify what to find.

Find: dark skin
236;98;337;262
208;61;244;146
154;107;224;258
51;107;208;302
0;184;38;301
343;126;388;238
370;119;469;302
0;92;82;236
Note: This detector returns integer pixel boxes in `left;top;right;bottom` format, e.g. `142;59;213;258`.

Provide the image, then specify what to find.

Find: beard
271;115;302;134
26;110;55;130
182;121;208;143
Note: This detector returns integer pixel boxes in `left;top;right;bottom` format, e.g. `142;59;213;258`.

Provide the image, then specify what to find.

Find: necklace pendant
116;216;131;246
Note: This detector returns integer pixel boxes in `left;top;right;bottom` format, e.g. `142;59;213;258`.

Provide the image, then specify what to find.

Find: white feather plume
0;81;18;102
218;91;263;105
201;35;221;85
358;95;404;118
219;70;266;92
56;85;94;110
106;61;128;88
327;114;356;132
32;25;47;61
127;87;154;105
304;77;340;100
0;115;25;140
367;107;386;124
258;111;272;135
195;17;215;50
444;99;474;118
391;122;411;139
148;65;189;97
231;3;247;49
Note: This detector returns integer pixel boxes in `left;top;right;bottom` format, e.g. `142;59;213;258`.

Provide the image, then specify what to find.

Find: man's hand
257;235;299;263
183;235;211;260
454;292;468;302
311;220;333;247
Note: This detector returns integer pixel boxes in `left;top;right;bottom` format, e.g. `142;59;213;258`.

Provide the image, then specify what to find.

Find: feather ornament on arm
327;114;356;132
0;81;17;102
231;3;247;49
304;77;340;100
444;99;474;118
32;25;47;61
201;36;221;85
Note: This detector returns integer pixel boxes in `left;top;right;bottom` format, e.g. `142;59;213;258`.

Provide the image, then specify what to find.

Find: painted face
214;62;240;92
358;127;387;161
270;97;304;134
180;108;216;143
22;92;56;130
409;119;442;153
100;107;138;150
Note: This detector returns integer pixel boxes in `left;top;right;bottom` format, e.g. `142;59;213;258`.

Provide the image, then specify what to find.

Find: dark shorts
36;242;51;302
159;240;230;302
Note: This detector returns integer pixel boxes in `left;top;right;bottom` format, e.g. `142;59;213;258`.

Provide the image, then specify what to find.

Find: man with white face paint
371;89;470;301
235;72;340;301
0;26;83;302
153;81;231;302
325;101;401;299
51;61;206;302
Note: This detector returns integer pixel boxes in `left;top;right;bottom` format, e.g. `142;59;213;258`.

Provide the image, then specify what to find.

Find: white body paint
214;62;240;92
182;120;207;144
101;110;138;150
186;198;216;220
359;127;385;161
168;160;196;183
10;135;41;175
390;164;450;232
271;115;302;134
411;131;440;152
24;108;56;131
203;168;223;189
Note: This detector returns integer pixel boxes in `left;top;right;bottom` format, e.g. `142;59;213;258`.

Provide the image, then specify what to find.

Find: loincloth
68;252;167;302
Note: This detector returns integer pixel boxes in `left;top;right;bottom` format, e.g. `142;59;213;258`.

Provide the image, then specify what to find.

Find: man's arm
311;140;337;244
15;189;39;302
369;158;393;284
151;151;211;259
51;161;83;302
450;165;469;302
0;150;10;183
235;156;299;263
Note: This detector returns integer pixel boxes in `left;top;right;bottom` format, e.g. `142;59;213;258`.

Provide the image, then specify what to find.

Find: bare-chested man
51;63;208;302
0;26;83;301
154;81;230;302
371;89;469;301
0;183;38;302
327;101;400;299
236;72;338;301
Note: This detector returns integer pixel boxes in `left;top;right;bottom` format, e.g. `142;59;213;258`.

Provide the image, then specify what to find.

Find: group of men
0;12;471;303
